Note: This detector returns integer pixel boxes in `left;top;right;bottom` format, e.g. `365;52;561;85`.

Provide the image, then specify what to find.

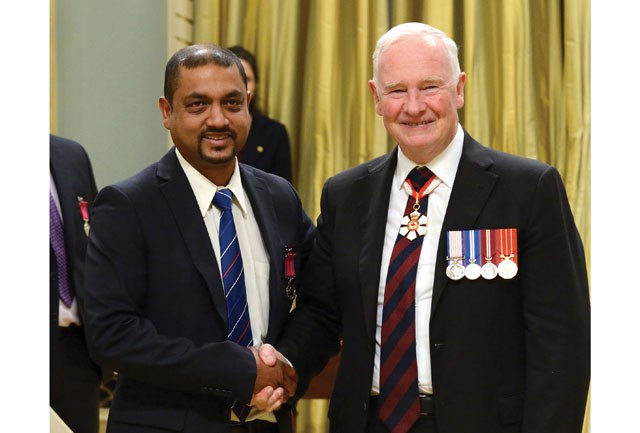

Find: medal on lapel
283;247;297;301
480;229;498;280
446;230;465;280
77;196;90;236
464;230;482;280
497;228;518;279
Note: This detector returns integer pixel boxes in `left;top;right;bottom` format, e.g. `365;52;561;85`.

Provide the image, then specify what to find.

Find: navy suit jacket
83;148;314;433
280;131;590;433
241;113;292;182
50;134;102;433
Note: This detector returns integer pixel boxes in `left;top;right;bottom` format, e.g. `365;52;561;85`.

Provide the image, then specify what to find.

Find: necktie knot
407;166;434;191
212;189;233;212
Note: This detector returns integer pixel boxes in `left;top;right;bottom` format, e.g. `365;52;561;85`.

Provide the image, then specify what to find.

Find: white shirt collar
174;148;248;217
396;123;464;188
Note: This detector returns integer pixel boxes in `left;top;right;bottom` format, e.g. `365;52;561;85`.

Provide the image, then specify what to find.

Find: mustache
199;127;237;140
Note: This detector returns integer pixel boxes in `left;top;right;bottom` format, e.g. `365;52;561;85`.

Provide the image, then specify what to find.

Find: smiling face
159;63;252;184
369;34;466;164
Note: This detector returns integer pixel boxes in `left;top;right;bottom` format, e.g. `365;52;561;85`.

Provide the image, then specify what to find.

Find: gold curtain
194;1;590;432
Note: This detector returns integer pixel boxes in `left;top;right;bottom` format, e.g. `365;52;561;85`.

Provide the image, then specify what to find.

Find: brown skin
250;346;297;400
159;63;293;411
159;63;253;186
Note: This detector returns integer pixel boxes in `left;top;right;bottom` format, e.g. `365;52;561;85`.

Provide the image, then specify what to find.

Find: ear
455;72;466;109
368;80;383;116
246;90;253;108
159;97;172;130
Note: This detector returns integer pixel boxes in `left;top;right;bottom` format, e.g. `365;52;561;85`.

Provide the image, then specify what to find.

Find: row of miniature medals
446;228;518;280
400;175;518;281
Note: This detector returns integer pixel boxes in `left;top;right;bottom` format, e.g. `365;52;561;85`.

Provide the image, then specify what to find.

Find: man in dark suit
82;45;313;433
50;134;103;433
276;23;590;433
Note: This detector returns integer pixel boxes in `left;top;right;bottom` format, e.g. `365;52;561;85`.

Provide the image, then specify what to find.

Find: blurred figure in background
50;134;103;433
229;46;293;182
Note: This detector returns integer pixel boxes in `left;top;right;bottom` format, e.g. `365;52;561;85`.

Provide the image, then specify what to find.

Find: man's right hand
249;344;297;411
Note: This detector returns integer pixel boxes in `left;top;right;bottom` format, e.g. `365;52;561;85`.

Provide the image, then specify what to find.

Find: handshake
249;344;297;412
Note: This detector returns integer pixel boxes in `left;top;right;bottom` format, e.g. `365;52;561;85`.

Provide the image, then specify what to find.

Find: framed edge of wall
166;0;194;148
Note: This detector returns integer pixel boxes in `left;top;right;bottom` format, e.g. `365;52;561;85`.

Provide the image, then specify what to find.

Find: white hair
372;22;461;86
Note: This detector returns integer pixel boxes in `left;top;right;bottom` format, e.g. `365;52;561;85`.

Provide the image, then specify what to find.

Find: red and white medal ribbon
399;174;440;241
497;228;518;279
446;230;465;280
480;229;498;279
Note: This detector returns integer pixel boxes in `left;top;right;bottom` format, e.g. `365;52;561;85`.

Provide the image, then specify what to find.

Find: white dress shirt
175;149;271;349
175;149;274;422
372;124;464;395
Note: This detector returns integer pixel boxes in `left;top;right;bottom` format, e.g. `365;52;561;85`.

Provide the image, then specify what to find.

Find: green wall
56;0;169;190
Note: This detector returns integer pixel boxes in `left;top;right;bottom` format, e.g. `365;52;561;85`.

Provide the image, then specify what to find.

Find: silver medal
481;261;498;279
446;262;465;280
497;259;518;279
465;262;482;280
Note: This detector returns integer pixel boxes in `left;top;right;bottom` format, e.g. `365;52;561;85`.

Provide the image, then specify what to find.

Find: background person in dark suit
276;22;590;433
50;134;103;433
82;45;313;433
229;46;293;182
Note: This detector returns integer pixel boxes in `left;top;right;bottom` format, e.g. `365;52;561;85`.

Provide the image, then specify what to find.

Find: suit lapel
358;151;397;341
239;166;286;342
156;150;229;326
431;133;498;311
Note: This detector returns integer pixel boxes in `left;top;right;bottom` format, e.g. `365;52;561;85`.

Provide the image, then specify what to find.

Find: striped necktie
379;167;435;433
212;189;253;420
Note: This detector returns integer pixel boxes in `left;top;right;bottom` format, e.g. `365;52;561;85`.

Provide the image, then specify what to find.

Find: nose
404;89;426;115
205;104;229;128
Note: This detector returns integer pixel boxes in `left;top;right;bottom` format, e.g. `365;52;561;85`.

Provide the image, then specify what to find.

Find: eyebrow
383;76;452;91
183;92;210;103
224;90;245;99
182;90;245;103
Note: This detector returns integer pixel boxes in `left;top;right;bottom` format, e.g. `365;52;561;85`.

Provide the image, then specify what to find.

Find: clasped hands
249;344;297;412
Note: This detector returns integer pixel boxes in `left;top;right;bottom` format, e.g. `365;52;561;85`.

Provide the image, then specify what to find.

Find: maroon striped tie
379;167;434;433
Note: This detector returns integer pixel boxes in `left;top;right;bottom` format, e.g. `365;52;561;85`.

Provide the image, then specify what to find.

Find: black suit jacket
50;134;102;433
241;113;292;181
83;148;314;433
280;132;590;433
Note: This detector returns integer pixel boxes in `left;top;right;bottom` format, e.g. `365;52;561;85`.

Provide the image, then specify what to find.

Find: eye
420;84;443;96
385;88;406;97
186;100;208;113
224;98;243;111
